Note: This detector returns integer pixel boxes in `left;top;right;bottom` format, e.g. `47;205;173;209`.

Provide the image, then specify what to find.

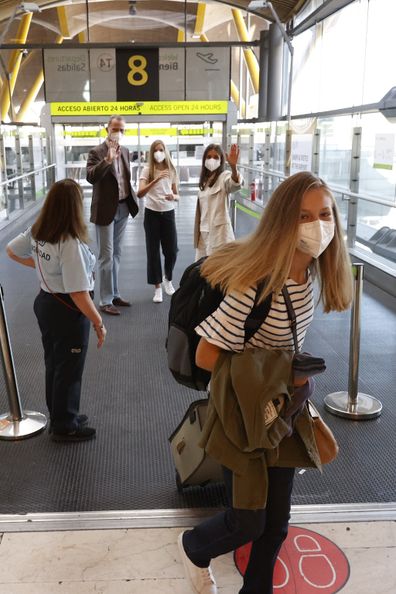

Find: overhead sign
43;49;90;102
186;47;230;100
116;48;159;101
50;101;228;117
90;49;117;101
159;48;185;100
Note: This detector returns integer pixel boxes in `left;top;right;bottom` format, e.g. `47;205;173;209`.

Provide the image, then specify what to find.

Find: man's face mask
297;219;335;258
109;131;123;144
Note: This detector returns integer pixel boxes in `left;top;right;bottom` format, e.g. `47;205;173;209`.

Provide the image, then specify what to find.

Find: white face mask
297;219;335;258
109;131;122;144
153;150;166;163
205;157;220;172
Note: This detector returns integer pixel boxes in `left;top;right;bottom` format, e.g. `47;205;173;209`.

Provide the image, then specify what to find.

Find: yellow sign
51;101;228;117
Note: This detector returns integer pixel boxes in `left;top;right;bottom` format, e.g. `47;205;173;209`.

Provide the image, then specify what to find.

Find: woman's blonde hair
31;178;89;244
147;139;177;183
201;171;353;312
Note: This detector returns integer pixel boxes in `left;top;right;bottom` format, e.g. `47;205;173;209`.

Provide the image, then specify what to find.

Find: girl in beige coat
194;143;242;259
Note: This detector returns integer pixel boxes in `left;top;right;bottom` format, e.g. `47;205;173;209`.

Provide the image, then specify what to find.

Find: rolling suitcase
169;398;223;490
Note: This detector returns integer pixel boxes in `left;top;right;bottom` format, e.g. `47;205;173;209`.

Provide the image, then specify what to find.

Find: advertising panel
43;49;90;102
90;49;117;101
159;48;185;100
290;134;313;174
186;47;230;100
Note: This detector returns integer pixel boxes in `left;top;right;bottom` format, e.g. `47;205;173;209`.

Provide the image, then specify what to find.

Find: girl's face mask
205;157;221;172
153;150;166;163
297;219;335;258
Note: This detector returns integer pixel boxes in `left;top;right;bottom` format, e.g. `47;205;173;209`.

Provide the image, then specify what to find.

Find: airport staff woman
178;171;353;594
6;179;106;442
137;139;179;303
194;143;242;260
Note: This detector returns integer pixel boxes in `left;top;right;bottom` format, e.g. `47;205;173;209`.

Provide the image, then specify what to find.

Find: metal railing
0;163;55;189
0;163;56;219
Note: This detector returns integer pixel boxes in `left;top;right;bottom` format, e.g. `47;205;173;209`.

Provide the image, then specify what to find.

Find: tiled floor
0;521;395;593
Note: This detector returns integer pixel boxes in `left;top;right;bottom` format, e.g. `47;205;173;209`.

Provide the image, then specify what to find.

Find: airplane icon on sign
196;52;218;65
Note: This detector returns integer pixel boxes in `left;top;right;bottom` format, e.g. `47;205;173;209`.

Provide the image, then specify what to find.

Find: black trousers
183;466;295;594
143;208;178;285
33;290;90;433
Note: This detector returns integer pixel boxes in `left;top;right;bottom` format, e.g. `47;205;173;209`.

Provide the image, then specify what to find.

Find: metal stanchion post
324;264;382;420
0;285;47;439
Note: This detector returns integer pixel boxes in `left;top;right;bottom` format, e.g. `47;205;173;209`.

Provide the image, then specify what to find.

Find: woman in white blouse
138;140;179;303
194;143;242;260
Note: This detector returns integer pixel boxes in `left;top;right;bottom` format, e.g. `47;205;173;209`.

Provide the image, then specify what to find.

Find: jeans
95;200;129;305
183;466;295;594
34;290;90;433
143;208;178;285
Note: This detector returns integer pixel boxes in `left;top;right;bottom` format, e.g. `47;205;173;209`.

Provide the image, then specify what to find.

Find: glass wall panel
363;0;396;104
317;115;353;189
0;124;50;226
359;113;396;205
292;0;396;116
319;2;366;111
291;27;320;115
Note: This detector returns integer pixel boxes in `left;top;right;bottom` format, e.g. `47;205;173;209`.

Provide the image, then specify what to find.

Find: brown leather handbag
308;401;339;464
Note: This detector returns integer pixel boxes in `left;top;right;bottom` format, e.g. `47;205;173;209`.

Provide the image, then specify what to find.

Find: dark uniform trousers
183;465;295;594
34;290;90;433
143;207;178;285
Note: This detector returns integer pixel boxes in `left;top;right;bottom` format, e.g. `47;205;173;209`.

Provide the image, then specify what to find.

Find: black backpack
166;257;272;391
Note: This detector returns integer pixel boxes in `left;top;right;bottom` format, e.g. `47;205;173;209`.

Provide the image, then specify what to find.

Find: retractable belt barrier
0;285;47;440
325;263;383;420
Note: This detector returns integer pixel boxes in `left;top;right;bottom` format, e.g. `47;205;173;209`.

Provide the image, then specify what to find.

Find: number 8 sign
234;526;350;593
116;48;159;101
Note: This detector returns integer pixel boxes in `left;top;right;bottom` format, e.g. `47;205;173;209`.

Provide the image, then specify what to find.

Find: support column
258;29;269;121
0;12;33;121
16;35;63;122
267;22;283;123
231;9;259;94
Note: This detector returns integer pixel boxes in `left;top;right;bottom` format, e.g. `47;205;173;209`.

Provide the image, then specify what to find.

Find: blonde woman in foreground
177;171;353;594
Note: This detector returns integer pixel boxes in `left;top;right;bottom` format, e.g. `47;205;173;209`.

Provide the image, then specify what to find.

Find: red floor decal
234;526;350;593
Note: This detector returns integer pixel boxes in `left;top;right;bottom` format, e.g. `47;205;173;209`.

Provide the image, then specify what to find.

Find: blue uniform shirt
7;227;96;293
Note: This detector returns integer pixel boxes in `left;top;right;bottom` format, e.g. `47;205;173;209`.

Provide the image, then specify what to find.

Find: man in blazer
87;115;139;315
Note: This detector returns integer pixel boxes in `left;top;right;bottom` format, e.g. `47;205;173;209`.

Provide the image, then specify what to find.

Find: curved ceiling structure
0;0;309;121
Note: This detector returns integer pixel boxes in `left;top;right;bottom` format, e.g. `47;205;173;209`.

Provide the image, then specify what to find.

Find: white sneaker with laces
163;276;175;296
177;532;217;594
153;287;163;303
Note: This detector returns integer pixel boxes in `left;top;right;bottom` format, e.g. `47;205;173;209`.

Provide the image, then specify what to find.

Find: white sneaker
163;276;175;296
153;287;163;303
177;532;217;594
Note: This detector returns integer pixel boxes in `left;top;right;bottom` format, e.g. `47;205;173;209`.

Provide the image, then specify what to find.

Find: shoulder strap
281;285;299;353
244;280;272;343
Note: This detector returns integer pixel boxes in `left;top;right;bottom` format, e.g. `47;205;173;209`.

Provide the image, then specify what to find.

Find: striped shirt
195;275;314;353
